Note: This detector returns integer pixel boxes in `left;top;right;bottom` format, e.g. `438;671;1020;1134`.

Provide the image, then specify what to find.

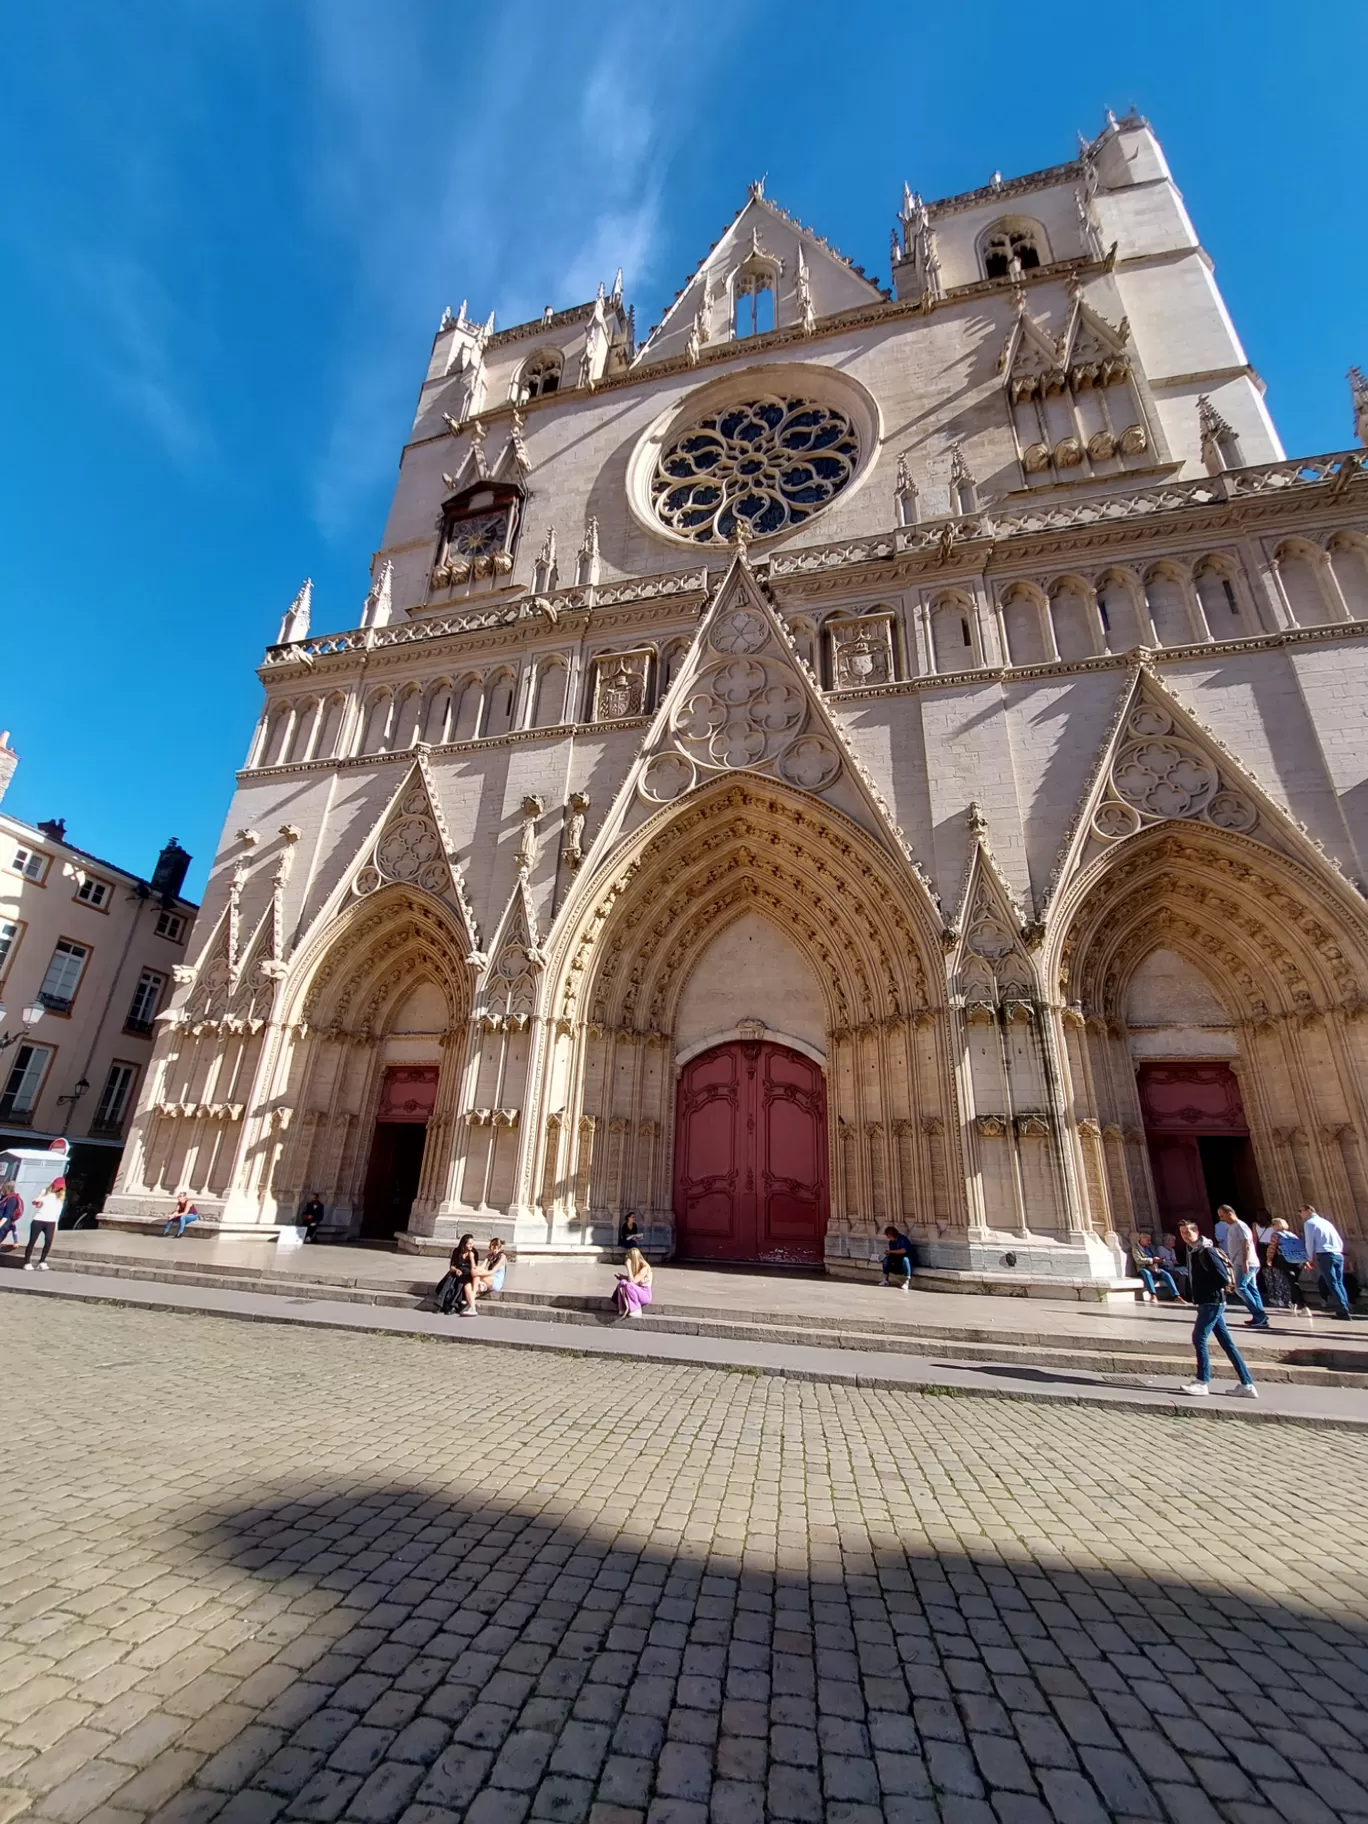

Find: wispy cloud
303;0;729;540
78;250;209;465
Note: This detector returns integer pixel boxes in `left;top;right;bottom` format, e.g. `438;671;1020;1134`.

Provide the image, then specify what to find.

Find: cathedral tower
106;115;1368;1295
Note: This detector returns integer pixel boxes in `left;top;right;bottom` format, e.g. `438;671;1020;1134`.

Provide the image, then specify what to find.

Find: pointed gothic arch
1050;822;1368;1243
530;774;955;1254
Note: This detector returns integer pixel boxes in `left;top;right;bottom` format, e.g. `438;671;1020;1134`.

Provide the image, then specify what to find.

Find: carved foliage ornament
1092;705;1257;844
650;395;859;544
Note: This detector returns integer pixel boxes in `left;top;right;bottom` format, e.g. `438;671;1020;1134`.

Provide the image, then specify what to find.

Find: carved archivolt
292;889;472;1033
549;779;939;1037
1058;827;1368;1024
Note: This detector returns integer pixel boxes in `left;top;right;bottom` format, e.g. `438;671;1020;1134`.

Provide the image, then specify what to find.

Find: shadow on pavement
88;1472;1367;1824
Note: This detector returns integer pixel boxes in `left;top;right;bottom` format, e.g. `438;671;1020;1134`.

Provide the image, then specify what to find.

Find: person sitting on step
472;1237;508;1300
615;1247;653;1318
436;1235;479;1316
881;1226;915;1291
162;1192;199;1239
1131;1230;1184;1303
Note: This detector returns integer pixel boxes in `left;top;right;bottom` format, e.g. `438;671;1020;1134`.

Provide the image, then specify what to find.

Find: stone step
33;1250;1368;1388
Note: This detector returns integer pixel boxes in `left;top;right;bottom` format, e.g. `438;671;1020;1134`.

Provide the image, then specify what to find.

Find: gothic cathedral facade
106;115;1368;1294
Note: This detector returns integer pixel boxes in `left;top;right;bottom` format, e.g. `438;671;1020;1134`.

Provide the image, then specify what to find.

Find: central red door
673;1041;828;1264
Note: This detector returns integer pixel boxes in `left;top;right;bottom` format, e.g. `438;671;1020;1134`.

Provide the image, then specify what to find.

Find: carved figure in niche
593;652;650;722
562;792;589;869
829;617;894;689
517;796;544;876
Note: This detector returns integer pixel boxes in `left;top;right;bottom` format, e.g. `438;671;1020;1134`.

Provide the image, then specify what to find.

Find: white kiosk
0;1138;70;1252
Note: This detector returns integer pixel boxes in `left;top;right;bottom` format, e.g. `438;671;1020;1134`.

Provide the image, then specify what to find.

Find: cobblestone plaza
3;1303;1368;1824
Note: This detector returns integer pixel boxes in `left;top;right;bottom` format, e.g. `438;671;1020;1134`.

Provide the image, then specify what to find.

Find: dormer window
515;350;562;405
433;481;524;587
982;219;1047;281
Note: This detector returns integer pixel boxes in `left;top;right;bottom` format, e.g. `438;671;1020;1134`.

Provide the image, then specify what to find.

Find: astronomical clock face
445;509;510;562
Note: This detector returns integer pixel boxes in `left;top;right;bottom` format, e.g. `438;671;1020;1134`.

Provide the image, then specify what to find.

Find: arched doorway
360;1065;439;1240
673;1040;828;1264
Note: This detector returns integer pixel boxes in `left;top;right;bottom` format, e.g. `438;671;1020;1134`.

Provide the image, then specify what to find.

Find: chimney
37;817;67;844
0;733;16;807
150;837;191;907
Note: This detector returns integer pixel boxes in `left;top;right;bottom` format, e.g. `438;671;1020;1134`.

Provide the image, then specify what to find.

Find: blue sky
2;2;1363;901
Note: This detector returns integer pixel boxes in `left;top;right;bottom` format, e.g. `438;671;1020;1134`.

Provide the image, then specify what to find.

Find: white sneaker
880;1277;890;1286
458;1307;477;1317
900;1281;910;1292
1226;1383;1259;1398
22;1262;34;1271
38;1263;50;1271
1179;1381;1210;1397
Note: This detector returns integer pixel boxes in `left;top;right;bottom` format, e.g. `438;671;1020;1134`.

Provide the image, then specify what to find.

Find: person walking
23;1175;65;1270
1261;1218;1305;1310
0;1181;23;1248
1177;1219;1258;1399
1300;1205;1353;1319
1217;1204;1271;1329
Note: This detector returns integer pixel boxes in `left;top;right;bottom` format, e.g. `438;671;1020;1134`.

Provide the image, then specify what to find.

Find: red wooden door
1138;1062;1262;1236
673;1041;828;1264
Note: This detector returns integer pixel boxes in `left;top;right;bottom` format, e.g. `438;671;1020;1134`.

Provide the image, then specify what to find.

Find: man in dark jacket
1177;1219;1257;1399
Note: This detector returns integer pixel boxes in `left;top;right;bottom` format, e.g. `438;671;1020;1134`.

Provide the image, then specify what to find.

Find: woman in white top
23;1175;65;1270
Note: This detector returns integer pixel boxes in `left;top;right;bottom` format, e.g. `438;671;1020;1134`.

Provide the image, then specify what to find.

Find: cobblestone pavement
3;1304;1368;1824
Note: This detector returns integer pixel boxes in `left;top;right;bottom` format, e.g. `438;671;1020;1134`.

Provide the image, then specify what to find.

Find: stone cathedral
106;115;1368;1296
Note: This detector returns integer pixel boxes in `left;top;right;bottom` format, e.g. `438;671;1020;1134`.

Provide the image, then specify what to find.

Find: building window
982;220;1046;280
0;920;18;982
651;395;860;544
515;350;562;404
734;278;776;338
75;875;112;909
92;1061;138;1136
432;483;523;587
125;968;166;1036
0;1043;52;1123
155;910;186;942
12;847;48;883
39;939;89;1014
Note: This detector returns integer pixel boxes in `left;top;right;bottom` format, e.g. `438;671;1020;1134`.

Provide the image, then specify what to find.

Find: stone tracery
650;395;859;543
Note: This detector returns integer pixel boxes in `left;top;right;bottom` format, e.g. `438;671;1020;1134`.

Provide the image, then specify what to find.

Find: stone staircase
26;1245;1368;1391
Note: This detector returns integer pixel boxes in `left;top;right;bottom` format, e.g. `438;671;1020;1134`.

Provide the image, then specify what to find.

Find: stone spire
1351;367;1368;447
361;560;395;631
276;579;312;646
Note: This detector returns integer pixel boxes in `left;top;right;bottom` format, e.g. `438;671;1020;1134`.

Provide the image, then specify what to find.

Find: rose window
650;395;859;543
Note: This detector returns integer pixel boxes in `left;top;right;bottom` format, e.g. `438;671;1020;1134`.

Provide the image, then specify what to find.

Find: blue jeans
882;1253;912;1282
1192;1301;1254;1385
1317;1254;1351;1317
1139;1266;1182;1301
1235;1270;1269;1325
163;1213;198;1237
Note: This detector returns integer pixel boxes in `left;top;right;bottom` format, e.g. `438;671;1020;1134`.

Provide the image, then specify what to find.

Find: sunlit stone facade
105;116;1368;1296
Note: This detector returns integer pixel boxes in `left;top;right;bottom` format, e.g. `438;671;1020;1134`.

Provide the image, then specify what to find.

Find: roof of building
0;808;198;911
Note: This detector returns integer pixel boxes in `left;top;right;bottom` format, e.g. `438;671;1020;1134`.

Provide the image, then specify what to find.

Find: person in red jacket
0;1181;22;1248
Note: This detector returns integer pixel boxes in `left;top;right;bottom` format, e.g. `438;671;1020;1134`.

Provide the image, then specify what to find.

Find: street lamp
0;1003;44;1051
57;1077;90;1108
